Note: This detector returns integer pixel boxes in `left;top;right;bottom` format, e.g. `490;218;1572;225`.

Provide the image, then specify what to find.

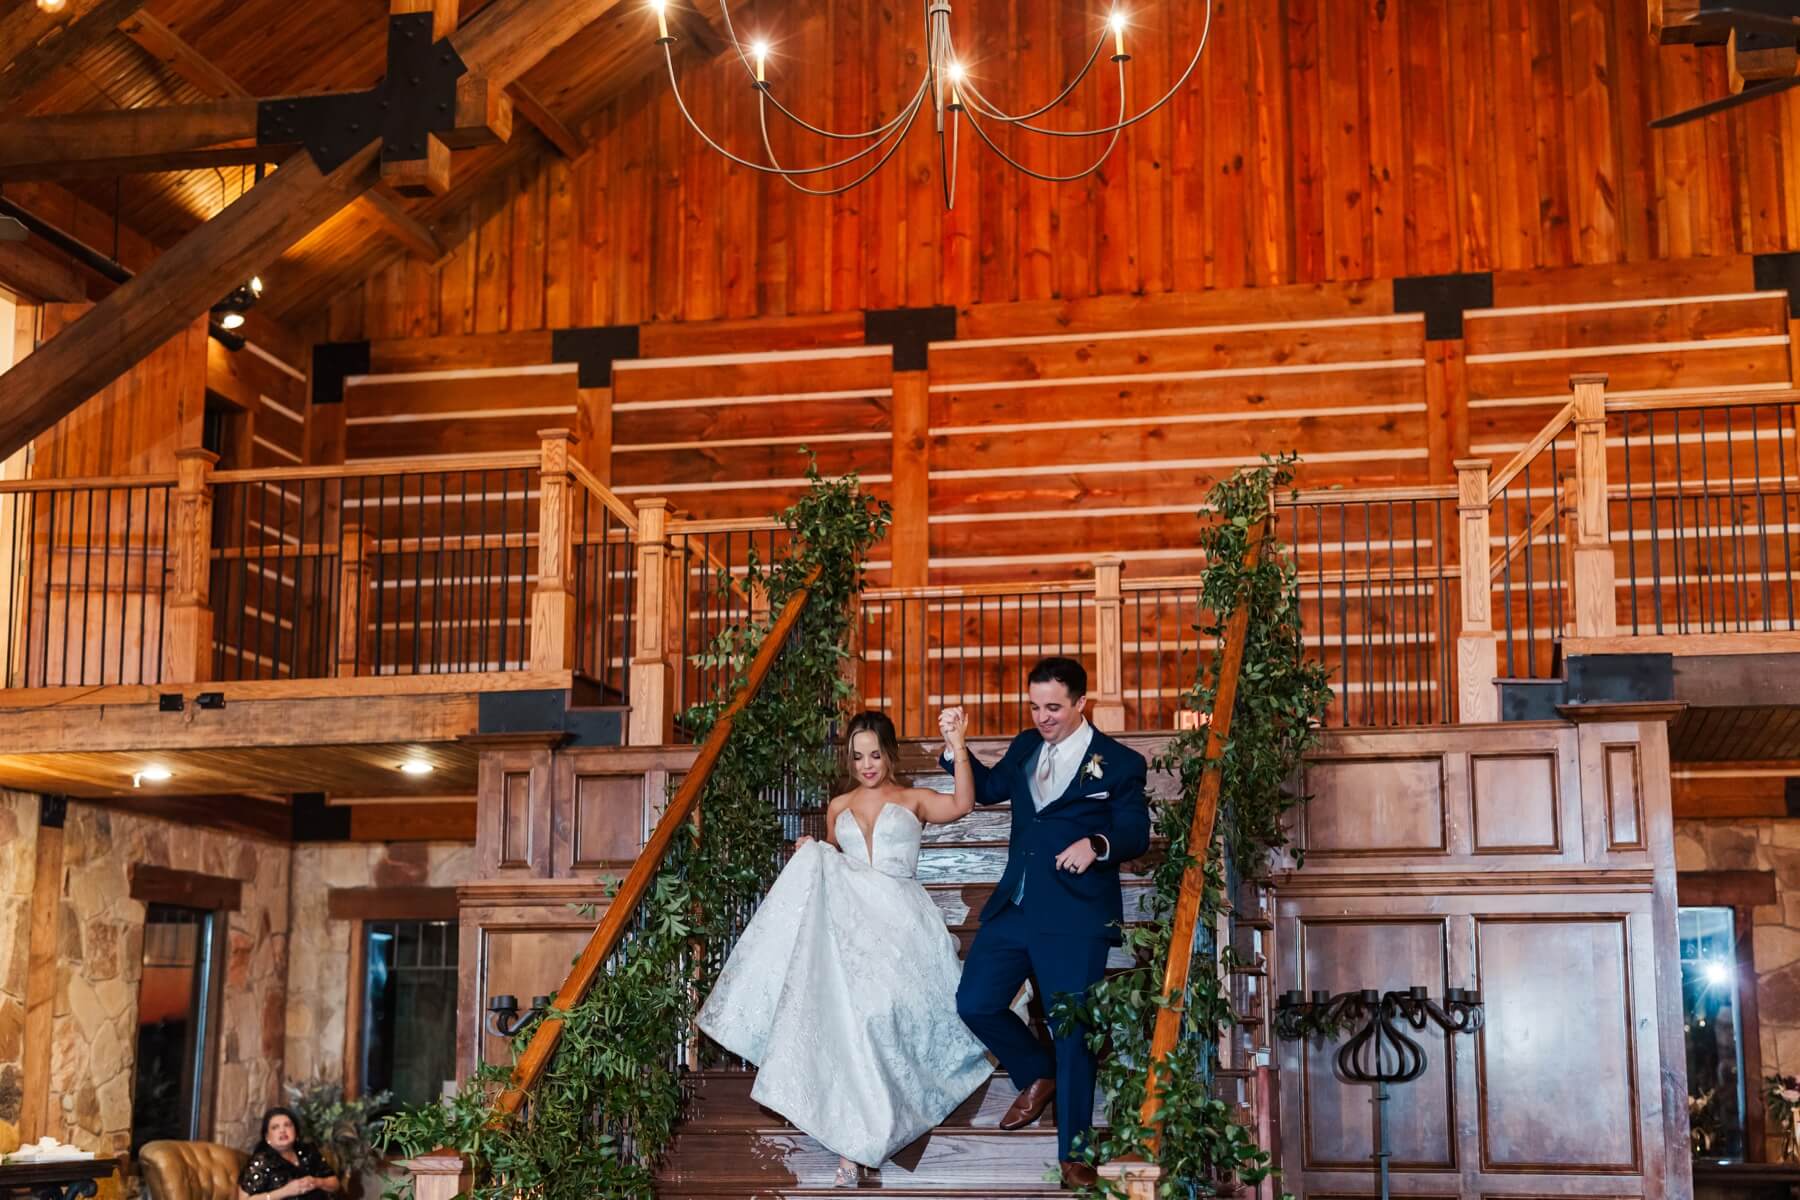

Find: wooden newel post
530;429;579;672
396;1151;470;1200
1454;458;1499;723
162;447;217;683
629;498;675;746
334;524;377;676
1569;372;1616;638
1091;557;1127;732
1097;1156;1162;1199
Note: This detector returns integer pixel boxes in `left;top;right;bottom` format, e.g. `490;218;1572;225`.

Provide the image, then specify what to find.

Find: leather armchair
138;1141;248;1200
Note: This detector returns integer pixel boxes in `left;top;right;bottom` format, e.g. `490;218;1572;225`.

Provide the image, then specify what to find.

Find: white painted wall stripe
616;431;889;453
930;503;1204;525
252;435;303;464
931;448;1428;481
928;357;1426;394
1465;335;1789;364
930;313;1423;352
613;387;891;413
931;402;1425;439
345;363;578;386
612;473;894;495
258;394;306;424
616;344;889;370
246;340;307;382
1465;290;1785;320
346;405;578;426
1467;381;1796;410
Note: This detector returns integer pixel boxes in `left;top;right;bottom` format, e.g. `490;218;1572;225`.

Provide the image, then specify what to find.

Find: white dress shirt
1029;719;1095;811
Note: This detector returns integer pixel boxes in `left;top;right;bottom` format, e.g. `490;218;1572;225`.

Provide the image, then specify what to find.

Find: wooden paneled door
1273;717;1689;1198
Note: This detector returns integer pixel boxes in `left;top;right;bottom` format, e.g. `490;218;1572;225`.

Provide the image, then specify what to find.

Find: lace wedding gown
696;802;994;1166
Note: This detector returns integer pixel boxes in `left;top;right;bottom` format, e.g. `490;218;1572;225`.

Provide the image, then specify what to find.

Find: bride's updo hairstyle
842;711;903;787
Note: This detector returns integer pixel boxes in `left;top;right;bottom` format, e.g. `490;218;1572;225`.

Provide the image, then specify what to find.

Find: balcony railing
6;376;1794;732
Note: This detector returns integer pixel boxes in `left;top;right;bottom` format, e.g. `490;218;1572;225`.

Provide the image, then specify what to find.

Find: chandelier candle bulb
1110;10;1127;59
752;41;768;84
649;0;668;41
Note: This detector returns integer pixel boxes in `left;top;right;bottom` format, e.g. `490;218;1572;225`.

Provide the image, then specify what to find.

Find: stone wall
1675;817;1800;1160
52;804;290;1155
283;842;475;1086
0;793;38;1126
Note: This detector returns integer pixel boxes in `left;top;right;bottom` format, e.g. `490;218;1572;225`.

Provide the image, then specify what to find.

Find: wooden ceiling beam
0;101;271;176
507;81;587;159
0;0;147;106
358;186;445;259
116;11;248;98
0;239;89;303
0;0;634;460
0;144;283;182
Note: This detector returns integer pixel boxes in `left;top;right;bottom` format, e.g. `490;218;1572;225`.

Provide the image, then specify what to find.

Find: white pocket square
1085;790;1110;800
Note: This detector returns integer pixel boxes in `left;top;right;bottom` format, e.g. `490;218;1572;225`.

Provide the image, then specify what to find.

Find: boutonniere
1084;753;1105;781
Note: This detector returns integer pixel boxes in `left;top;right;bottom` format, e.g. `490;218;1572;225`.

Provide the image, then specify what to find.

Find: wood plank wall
318;0;1800;334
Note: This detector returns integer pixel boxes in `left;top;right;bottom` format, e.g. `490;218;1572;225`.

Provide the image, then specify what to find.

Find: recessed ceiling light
399;758;434;776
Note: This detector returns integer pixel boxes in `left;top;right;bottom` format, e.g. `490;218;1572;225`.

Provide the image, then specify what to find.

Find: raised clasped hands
938;706;968;757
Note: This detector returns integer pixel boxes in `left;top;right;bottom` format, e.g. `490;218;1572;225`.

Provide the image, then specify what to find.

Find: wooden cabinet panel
1470;752;1562;853
1474;915;1642;1173
1302;754;1448;856
1297;919;1456;1171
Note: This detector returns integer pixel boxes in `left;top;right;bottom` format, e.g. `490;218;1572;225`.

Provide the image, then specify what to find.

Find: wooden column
1424;340;1469;484
334;524;376;676
1091;557;1127;732
529;429;577;672
890;370;930;738
1455;458;1498;723
18;796;64;1141
629;499;674;746
574;386;613;484
161;446;217;683
1570;372;1616;638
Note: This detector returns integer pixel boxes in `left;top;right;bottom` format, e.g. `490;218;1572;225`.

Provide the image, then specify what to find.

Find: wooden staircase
655;739;1281;1197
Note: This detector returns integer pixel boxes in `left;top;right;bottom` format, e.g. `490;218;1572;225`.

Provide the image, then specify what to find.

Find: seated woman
237;1108;339;1200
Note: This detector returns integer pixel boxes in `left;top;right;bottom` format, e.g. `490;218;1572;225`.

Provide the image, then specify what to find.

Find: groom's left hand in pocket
1054;837;1098;874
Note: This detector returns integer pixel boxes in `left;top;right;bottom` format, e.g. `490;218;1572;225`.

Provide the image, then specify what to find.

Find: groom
940;657;1150;1190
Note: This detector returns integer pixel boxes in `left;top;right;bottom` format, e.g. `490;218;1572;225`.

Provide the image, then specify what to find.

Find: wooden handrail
1137;516;1268;1152
667;514;789;535
861;578;1100;602
495;564;825;1115
1605;387;1800;414
211;452;541;484
1488;494;1561;583
1487;400;1574;497
1279;483;1459;505
0;473;177;493
568;460;639;531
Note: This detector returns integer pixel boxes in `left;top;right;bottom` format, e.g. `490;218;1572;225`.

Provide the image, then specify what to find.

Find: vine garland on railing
380;460;890;1200
1056;454;1334;1197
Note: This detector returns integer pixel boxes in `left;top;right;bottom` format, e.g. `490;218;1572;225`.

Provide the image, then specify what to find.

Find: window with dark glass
129;904;221;1153
359;920;459;1110
1681;905;1748;1161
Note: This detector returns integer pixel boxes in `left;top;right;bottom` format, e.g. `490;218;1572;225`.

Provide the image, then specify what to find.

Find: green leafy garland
380;462;890;1200
1057;455;1333;1196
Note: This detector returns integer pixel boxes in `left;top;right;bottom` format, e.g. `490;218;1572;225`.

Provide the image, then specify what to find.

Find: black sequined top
238;1144;334;1200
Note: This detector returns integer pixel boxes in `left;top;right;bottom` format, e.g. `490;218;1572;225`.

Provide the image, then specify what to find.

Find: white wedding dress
696;802;994;1166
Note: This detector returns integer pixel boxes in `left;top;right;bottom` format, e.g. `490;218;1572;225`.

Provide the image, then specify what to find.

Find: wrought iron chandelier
648;0;1212;208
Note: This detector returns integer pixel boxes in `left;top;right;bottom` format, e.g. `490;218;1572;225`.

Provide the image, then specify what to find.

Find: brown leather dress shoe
1059;1161;1099;1189
999;1077;1056;1130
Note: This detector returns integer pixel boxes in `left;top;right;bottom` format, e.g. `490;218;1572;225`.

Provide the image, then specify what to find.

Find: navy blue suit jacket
942;728;1150;944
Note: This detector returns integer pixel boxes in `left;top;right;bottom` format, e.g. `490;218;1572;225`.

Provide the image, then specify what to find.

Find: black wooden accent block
292;793;351;842
1754;252;1800;319
312;340;370;405
378;12;468;165
1499;678;1567;722
551;325;641;388
1392;272;1495;340
865;305;957;370
1786;776;1800;819
479;690;626;747
39;794;67;829
1565;653;1676;703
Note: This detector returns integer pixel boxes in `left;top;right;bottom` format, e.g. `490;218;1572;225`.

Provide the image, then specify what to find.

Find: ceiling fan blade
1650;71;1800;127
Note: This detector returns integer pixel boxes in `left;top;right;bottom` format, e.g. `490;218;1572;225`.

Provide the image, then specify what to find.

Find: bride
696;708;993;1186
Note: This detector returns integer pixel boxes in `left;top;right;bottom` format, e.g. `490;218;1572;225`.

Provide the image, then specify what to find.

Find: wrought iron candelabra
1274;985;1484;1200
486;993;553;1039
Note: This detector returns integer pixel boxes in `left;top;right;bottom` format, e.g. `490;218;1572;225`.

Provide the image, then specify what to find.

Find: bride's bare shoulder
824;791;856;812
